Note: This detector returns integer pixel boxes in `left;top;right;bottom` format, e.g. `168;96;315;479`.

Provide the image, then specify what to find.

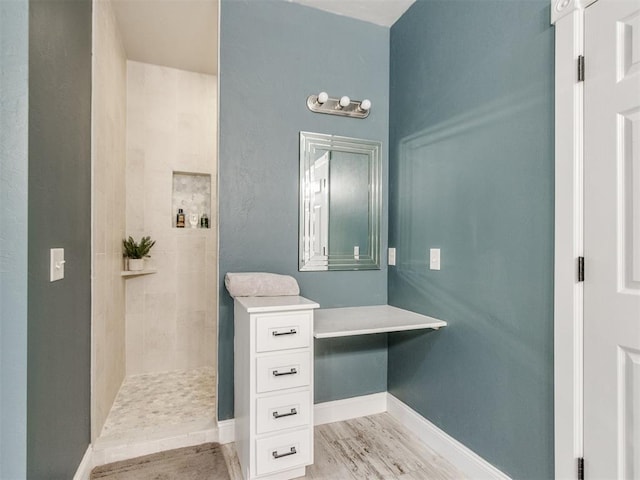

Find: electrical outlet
429;248;441;270
388;247;396;266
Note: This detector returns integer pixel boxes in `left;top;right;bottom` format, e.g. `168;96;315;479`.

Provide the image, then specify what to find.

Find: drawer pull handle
273;329;297;337
272;446;297;459
273;408;297;419
272;367;297;377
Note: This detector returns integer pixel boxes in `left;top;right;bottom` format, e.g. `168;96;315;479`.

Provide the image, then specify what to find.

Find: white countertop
314;304;447;339
234;295;320;313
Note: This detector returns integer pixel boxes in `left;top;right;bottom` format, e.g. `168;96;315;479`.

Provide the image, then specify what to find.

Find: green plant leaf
123;235;155;259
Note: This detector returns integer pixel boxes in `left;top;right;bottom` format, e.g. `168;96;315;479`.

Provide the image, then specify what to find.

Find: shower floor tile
98;367;216;444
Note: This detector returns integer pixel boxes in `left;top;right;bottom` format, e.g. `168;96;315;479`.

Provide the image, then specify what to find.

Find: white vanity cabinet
234;296;319;480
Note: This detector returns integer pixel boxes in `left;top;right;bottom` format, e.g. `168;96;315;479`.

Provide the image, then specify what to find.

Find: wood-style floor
221;413;465;479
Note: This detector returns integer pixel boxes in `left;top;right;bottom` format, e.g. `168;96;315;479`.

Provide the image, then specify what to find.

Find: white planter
128;258;144;271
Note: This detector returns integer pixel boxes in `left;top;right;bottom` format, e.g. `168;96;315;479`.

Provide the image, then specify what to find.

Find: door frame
552;0;598;477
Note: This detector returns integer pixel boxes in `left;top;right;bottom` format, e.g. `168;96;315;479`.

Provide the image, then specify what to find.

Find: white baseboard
386;393;511;480
212;392;388;446
217;418;235;444
73;445;94;480
314;392;387;425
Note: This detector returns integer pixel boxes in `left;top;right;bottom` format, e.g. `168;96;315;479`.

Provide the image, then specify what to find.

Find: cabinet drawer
256;352;311;393
255;312;311;353
255;428;311;476
256;390;311;435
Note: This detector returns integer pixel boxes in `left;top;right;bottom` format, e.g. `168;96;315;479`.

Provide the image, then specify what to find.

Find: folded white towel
224;272;300;298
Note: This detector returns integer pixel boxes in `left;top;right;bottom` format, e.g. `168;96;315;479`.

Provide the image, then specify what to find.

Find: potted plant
122;236;156;271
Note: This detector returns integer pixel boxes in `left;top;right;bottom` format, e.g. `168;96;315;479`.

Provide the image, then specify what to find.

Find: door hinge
578;55;585;82
578;256;585;282
578;457;584;480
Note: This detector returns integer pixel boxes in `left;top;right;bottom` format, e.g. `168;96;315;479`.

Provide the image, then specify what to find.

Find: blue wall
219;0;389;420
27;0;93;477
0;0;28;477
388;1;554;478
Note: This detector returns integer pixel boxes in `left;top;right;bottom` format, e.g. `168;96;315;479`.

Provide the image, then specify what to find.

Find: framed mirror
299;131;381;271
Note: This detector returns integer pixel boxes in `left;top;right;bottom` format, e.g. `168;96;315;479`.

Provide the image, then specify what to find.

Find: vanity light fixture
306;92;371;118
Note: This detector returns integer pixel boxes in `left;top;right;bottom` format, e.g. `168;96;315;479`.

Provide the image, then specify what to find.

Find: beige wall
125;61;217;375
91;0;127;441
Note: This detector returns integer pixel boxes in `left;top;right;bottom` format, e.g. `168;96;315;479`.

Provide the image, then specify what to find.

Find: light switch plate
429;248;441;270
354;246;360;259
388;248;396;266
50;248;65;282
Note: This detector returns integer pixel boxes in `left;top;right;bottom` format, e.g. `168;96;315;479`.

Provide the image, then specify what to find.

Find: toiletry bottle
176;208;185;228
200;213;209;228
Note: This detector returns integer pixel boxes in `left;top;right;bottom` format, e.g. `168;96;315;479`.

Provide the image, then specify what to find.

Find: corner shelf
120;269;157;278
313;305;447;339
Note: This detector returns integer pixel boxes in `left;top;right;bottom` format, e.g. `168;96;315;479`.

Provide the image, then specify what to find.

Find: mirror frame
299;131;381;271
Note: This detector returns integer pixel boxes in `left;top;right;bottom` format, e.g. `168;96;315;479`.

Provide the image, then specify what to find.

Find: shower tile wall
92;0;127;441
125;61;217;375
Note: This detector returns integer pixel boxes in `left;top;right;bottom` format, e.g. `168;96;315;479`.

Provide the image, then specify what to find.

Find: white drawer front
256;390;311;435
255;428;311;476
256;352;311;393
255;312;311;353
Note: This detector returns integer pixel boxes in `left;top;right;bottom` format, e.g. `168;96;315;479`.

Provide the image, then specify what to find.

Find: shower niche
172;172;212;229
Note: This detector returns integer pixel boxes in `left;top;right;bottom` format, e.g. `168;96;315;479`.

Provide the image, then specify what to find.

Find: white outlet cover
388;247;396;266
429;248;441;270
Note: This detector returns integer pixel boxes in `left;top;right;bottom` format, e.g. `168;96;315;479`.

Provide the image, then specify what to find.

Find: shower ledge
121;269;157;277
313;304;446;339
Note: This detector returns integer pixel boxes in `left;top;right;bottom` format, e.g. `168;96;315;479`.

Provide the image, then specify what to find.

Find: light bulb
339;96;350;108
317;91;329;104
360;99;371;111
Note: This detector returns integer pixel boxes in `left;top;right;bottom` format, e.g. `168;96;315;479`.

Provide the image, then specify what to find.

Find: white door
584;0;640;478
